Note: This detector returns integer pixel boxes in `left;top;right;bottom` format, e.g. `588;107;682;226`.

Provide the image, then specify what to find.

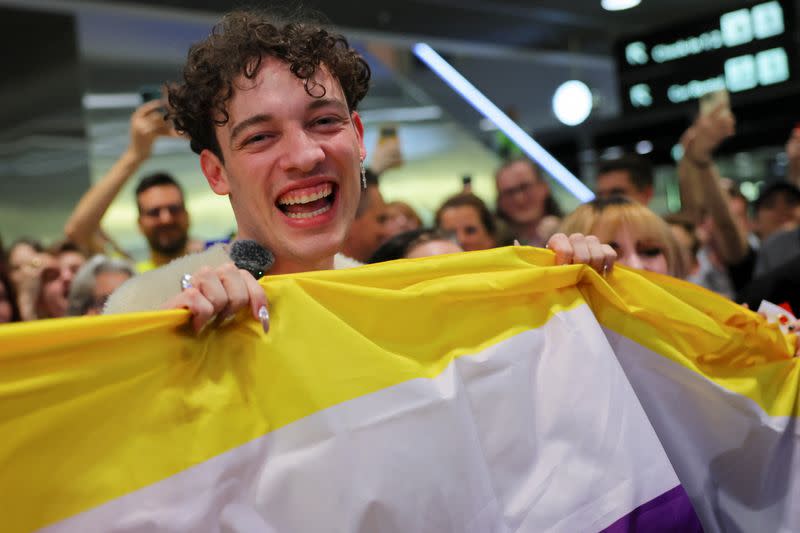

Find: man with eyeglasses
134;173;203;272
65;101;203;273
495;158;562;247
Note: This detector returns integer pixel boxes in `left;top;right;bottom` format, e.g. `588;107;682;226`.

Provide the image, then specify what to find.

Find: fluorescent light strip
359;105;443;124
412;43;595;202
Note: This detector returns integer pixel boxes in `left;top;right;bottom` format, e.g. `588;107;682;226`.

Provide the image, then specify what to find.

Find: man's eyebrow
229;114;273;144
308;97;349;113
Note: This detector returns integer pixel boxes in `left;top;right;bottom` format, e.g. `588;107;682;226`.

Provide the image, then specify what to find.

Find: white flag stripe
41;306;680;533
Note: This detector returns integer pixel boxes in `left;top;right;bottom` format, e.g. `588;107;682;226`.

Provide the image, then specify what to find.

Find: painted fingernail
258;305;270;334
513;239;521;247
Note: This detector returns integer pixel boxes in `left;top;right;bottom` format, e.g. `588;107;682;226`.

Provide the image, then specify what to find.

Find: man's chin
151;239;188;257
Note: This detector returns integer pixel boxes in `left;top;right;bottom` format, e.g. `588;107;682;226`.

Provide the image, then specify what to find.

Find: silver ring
180;273;193;291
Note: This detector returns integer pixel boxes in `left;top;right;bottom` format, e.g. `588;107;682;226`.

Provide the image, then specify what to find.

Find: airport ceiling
90;0;746;55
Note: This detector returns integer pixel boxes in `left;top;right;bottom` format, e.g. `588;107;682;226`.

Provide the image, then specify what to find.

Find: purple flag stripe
600;485;704;533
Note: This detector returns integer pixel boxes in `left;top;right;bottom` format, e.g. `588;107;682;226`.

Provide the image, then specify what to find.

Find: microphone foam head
229;240;275;280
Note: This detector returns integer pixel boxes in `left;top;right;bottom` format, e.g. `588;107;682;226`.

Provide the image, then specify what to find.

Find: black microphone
229;240;275;280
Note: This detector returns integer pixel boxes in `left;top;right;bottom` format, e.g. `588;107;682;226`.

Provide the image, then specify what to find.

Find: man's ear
351;111;367;161
200;149;230;195
642;185;655;204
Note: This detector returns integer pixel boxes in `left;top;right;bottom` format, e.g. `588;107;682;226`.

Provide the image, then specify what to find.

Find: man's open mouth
276;182;337;220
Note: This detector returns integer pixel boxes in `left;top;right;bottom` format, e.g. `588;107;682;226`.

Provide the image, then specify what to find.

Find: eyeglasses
498;181;534;201
140;204;186;219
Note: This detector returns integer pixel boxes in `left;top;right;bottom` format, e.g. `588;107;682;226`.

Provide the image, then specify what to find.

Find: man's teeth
285;204;332;219
279;184;332;205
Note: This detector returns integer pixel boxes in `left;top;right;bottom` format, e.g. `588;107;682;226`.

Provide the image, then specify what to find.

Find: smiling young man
106;10;616;332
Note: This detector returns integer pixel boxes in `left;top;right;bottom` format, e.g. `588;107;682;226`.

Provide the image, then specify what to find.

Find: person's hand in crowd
127;100;179;162
680;103;735;166
160;263;270;334
545;233;617;275
16;253;46;321
368;135;403;175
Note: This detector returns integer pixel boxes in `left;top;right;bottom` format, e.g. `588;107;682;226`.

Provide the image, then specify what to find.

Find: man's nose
158;208;175;224
279;127;325;174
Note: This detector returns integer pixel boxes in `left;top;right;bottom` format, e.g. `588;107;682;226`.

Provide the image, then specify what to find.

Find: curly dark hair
168;9;371;160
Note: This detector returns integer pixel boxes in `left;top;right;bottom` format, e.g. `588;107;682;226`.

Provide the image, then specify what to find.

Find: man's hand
546;233;617;275
161;262;269;334
127;100;179;161
681;103;735;166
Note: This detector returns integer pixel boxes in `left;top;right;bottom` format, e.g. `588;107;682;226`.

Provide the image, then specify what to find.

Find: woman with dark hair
367;229;462;263
435;193;497;252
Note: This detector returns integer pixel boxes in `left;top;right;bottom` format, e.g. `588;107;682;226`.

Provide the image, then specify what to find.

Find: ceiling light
601;0;641;11
413;43;594;202
552;80;593;127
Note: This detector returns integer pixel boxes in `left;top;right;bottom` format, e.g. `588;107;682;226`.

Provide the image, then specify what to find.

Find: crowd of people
1;9;799;337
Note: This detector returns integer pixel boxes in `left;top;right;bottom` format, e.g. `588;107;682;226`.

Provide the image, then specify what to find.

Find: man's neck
514;221;540;245
271;255;335;275
149;247;188;267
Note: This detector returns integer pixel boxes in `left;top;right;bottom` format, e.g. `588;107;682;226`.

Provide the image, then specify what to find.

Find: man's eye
244;134;268;145
313;116;344;128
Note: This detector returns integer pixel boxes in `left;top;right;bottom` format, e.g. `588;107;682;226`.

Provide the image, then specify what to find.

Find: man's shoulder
761;227;800;249
105;245;230;315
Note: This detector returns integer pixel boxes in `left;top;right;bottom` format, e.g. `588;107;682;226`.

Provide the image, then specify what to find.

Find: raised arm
678;105;748;265
64;101;176;252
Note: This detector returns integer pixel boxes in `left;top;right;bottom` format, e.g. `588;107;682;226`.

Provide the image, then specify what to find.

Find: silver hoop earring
360;160;367;190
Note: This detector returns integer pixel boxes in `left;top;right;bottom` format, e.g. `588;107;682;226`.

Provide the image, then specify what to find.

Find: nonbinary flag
0;247;796;532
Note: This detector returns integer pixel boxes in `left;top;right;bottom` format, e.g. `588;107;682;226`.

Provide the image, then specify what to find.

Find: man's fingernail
258;305;270;334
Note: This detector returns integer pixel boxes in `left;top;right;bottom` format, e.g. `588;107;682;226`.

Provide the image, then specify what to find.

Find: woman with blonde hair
560;196;686;278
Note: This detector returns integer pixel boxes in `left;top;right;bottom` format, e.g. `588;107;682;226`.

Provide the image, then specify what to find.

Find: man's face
596;170;651;206
137;185;190;256
496;161;548;226
201;57;365;273
755;192;800;240
345;186;389;262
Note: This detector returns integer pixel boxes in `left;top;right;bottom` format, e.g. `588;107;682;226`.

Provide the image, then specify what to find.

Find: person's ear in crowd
495;158;561;247
367;229;463;263
67;255;135;316
595;154;654;206
560;196;684;278
383;201;422;241
435;193;497;252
